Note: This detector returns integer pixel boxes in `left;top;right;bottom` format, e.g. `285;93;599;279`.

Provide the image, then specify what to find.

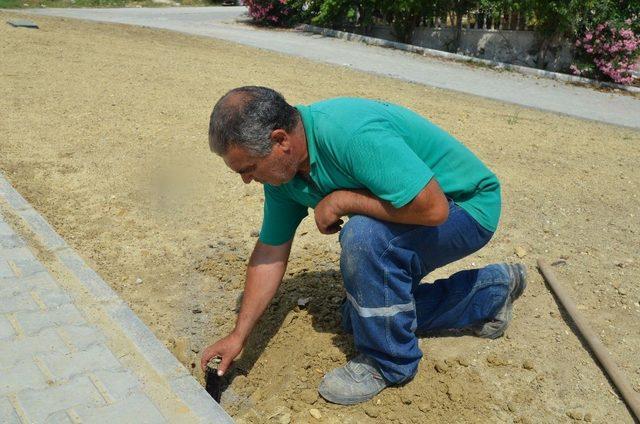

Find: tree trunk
453;10;463;52
537;37;549;69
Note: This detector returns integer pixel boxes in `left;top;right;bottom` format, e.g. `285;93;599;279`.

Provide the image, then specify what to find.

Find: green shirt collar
295;105;318;169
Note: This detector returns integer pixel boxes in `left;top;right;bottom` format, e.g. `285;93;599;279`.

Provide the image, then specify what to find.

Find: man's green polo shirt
259;98;501;246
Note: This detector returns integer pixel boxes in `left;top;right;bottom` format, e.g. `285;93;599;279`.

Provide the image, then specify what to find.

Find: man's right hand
200;332;244;376
199;240;292;377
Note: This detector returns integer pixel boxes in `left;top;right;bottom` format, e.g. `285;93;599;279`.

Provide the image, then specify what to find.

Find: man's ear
270;129;291;152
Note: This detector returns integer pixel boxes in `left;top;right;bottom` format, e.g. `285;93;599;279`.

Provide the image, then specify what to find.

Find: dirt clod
309;408;322;419
277;413;291;424
364;405;380;418
457;357;470;367
567;410;585;421
486;354;510;367
434;360;449;373
522;359;534;370
300;389;318;405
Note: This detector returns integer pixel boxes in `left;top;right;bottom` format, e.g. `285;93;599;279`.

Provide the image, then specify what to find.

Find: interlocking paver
0;272;59;297
0;221;14;236
44;410;75;424
60;324;105;350
0;273;71;311
0;291;40;314
0;234;25;249
0;361;49;396
73;391;167;423
0;259;14;278
91;369;141;400
14;303;85;335
40;344;123;381
11;257;47;278
0;315;15;340
0;397;21;424
0;246;35;262
0;327;70;369
16;375;105;423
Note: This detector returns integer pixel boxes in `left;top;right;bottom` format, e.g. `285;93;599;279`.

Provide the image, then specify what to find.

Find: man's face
223;143;297;186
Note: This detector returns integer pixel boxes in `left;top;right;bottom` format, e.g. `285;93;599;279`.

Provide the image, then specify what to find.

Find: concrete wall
362;25;574;72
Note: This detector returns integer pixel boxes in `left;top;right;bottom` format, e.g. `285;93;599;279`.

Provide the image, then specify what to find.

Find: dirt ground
2;11;639;423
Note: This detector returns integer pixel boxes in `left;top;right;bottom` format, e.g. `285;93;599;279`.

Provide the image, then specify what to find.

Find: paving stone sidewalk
0;174;233;423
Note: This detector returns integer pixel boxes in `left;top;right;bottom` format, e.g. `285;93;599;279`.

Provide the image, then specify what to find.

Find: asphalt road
22;6;640;129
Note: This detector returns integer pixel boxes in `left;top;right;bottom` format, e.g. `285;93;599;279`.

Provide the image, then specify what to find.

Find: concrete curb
0;171;234;424
296;24;640;95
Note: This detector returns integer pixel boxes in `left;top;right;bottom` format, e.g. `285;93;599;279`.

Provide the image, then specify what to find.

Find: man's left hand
314;192;344;234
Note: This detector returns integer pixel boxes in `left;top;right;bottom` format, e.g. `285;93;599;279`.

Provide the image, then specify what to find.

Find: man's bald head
208;86;299;157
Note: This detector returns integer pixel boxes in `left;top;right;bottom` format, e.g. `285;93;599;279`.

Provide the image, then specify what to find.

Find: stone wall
362;25;574;72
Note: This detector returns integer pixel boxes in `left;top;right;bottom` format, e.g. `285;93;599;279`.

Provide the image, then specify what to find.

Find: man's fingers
218;355;234;376
326;219;344;234
200;351;213;371
200;346;220;371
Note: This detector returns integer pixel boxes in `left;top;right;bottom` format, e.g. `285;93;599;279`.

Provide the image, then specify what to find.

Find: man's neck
294;118;311;176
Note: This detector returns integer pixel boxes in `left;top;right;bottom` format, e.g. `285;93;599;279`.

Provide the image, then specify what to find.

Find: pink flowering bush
571;18;640;85
244;0;293;26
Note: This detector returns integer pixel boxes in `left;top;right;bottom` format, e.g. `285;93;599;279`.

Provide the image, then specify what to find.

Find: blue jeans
339;200;510;384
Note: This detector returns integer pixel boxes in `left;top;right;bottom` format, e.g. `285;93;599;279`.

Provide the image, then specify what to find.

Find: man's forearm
231;241;291;344
330;179;448;227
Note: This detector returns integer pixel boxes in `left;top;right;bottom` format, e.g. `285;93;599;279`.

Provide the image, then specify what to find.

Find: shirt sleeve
345;128;434;208
259;184;309;246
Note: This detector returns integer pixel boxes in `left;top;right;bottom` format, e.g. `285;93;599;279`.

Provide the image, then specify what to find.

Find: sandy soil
2;11;639;423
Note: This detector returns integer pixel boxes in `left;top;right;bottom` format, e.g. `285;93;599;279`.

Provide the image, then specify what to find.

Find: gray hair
208;86;299;157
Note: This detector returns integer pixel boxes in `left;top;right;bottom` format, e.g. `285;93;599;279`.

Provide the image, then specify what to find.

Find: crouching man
201;86;526;405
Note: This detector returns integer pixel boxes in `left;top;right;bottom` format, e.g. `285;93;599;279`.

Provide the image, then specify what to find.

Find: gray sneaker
474;263;527;339
318;353;389;405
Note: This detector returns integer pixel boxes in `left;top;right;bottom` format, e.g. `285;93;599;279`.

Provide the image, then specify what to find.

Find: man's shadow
222;269;472;390
223;270;351;385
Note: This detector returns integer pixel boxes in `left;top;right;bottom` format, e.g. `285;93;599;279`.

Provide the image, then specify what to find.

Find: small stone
486;354;510;367
584;412;592;422
135;277;143;284
364;405;379;418
507;402;516;412
457;357;470;367
551;259;567;267
401;394;412;405
300;389;318;404
283;312;297;327
567;410;584;421
515;246;527;258
434;360;448;373
278;413;291;424
418;402;431;413
250;230;259;237
446;386;462;402
192;308;202;314
297;297;311;308
522;359;534;370
309;408;322;419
